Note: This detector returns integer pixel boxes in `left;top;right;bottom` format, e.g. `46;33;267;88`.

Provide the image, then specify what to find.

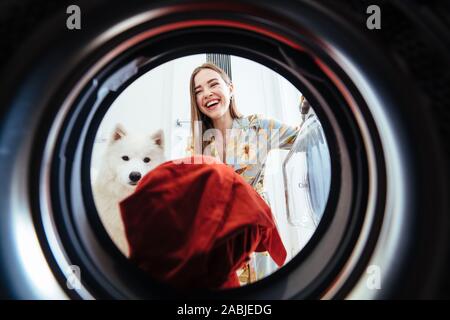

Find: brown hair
189;62;242;153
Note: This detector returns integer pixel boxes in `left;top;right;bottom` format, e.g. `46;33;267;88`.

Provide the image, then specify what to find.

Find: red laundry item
119;155;286;290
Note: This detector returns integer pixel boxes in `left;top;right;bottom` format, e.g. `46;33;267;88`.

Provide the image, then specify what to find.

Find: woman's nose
202;92;212;102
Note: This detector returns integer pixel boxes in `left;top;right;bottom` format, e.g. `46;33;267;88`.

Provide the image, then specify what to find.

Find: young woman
188;62;300;284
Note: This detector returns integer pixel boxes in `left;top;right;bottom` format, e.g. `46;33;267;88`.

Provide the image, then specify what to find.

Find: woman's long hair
189;62;242;154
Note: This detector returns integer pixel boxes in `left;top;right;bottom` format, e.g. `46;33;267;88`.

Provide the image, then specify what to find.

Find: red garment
119;155;286;290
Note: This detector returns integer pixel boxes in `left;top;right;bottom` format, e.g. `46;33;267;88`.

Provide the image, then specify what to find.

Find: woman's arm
256;116;300;150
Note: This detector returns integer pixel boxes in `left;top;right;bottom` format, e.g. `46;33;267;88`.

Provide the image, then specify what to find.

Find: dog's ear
112;124;127;142
151;129;164;148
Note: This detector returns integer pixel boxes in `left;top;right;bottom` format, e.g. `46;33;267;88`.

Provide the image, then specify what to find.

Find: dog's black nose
129;171;142;183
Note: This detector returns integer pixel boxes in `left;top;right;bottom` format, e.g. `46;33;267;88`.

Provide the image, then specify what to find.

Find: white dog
92;124;165;257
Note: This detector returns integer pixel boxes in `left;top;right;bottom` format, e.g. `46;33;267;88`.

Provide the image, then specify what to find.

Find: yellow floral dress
187;114;300;284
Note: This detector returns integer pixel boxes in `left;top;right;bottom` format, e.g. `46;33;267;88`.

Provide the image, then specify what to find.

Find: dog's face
105;124;165;189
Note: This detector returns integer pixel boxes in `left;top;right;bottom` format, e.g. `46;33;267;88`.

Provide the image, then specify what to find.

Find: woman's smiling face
194;68;233;121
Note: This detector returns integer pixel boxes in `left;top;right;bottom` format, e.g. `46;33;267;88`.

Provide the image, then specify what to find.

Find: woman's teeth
206;100;220;109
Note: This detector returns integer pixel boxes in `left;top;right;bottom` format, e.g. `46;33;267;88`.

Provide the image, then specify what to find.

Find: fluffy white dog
92;124;165;257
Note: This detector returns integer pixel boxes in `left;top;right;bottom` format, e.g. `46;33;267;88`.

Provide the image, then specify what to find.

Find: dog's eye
122;156;129;161
143;157;151;163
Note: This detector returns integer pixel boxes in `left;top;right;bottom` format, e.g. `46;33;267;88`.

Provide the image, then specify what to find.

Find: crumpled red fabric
119;155;286;290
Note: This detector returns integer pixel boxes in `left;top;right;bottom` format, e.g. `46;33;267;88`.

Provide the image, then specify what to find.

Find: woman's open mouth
205;99;220;110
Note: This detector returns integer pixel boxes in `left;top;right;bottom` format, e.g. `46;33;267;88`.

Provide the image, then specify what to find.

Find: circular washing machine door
0;0;449;299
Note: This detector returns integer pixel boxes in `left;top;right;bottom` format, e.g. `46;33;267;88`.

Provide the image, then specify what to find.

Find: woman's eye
143;157;151;163
122;156;129;161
